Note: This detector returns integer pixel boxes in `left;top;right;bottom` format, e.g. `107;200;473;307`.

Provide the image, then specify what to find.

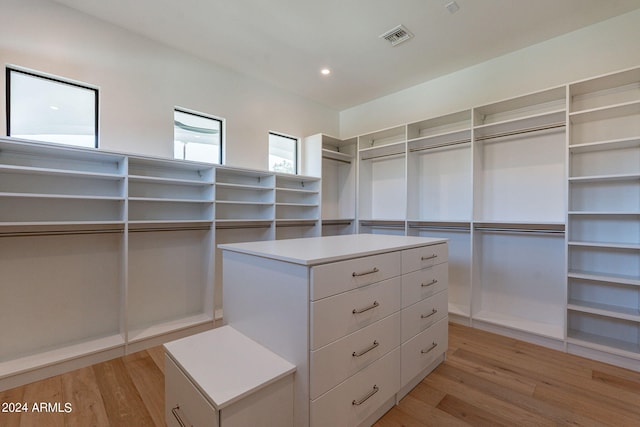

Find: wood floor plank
433;360;607;427
436;393;514;427
396;394;471;427
92;357;155;426
425;366;556;427
61;365;110;427
18;376;65;427
0;384;26;427
123;351;164;427
145;346;165;375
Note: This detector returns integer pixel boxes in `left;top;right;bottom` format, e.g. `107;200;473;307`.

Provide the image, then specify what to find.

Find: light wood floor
2;323;639;426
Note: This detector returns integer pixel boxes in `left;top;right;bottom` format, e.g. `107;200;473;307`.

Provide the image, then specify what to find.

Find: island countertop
218;233;447;266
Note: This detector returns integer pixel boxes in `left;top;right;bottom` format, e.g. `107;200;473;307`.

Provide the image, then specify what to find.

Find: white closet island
220;234;449;427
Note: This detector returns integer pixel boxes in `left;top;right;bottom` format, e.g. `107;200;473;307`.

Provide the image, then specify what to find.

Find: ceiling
51;0;640;110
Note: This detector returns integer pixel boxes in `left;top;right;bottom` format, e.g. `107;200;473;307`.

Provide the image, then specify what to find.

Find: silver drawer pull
421;309;437;319
171;405;191;427
421;341;438;354
421;279;438;287
352;300;379;314
352;267;379;277
352;340;379;357
421;254;437;261
352;385;379;406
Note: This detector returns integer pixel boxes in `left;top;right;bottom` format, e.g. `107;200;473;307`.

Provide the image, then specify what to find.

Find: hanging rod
322;219;353;226
360;151;405;162
408;225;471;232
409;138;471;153
0;228;124;238
216;223;272;230
474;122;565;142
322;155;352;164
276;221;318;228
474;226;564;235
360;222;405;229
129;225;212;233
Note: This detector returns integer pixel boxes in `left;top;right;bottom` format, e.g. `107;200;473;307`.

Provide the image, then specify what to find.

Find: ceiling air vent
379;25;414;46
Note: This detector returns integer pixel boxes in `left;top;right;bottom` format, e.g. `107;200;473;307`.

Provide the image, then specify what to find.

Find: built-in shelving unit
358;125;406;235
303;134;357;236
0;139;127;388
471;88;567;342
0;137;322;391
274;174;320;239
566;67;640;366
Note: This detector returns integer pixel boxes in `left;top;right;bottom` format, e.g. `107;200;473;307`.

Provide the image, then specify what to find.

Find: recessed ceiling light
320;68;331;76
49;105;59;110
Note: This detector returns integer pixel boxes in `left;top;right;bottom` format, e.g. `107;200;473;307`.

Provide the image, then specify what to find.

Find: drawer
402;243;448;274
311;347;400;427
165;354;218;427
310;312;401;400
401;290;448;342
401;263;448;308
401;317;448;387
311;251;401;300
311;276;401;349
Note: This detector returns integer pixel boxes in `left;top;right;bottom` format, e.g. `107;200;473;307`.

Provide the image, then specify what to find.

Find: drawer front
310;312;401;400
401;290;448;343
401;243;448;274
165;354;218;427
311;276;401;350
311;347;400;427
311;251;401;301
401;263;448;308
401;317;448;387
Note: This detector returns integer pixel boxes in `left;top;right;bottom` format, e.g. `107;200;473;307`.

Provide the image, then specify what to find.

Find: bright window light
7;68;98;148
269;132;298;174
174;109;223;164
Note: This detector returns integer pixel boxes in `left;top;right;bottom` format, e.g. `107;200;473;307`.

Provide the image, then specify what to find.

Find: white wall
0;0;338;171
340;8;640;138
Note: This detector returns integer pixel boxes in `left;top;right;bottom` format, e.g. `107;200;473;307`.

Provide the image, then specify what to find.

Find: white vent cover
379;25;414;46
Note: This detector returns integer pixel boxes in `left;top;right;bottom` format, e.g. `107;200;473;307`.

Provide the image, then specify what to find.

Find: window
269;132;298;174
174;109;223;164
6;67;98;148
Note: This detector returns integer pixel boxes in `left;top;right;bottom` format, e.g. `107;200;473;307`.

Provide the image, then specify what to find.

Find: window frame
268;131;299;175
6;66;99;148
174;107;224;165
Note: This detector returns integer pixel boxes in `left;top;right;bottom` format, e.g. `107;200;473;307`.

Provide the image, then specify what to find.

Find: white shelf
128;197;213;203
0;164;124;180
568;241;640;250
473;310;564;340
567;331;640;358
569;100;640;124
568;270;640;287
568;301;640;323
358;141;406;160
474;109;565;141
128;174;212;186
127;313;214;343
569;136;640;153
569;211;640;216
569;173;640;183
0;334;125;379
215;182;273;191
0;192;124;201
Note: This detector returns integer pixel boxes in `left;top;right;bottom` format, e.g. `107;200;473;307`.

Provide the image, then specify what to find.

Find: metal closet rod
474;122;565;142
276;221;318;228
474;226;565;235
360;151;405;162
216;223;272;230
409;138;471;153
322;220;353;226
129;225;212;233
322;155;352;164
408;224;471;232
0;228;124;238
